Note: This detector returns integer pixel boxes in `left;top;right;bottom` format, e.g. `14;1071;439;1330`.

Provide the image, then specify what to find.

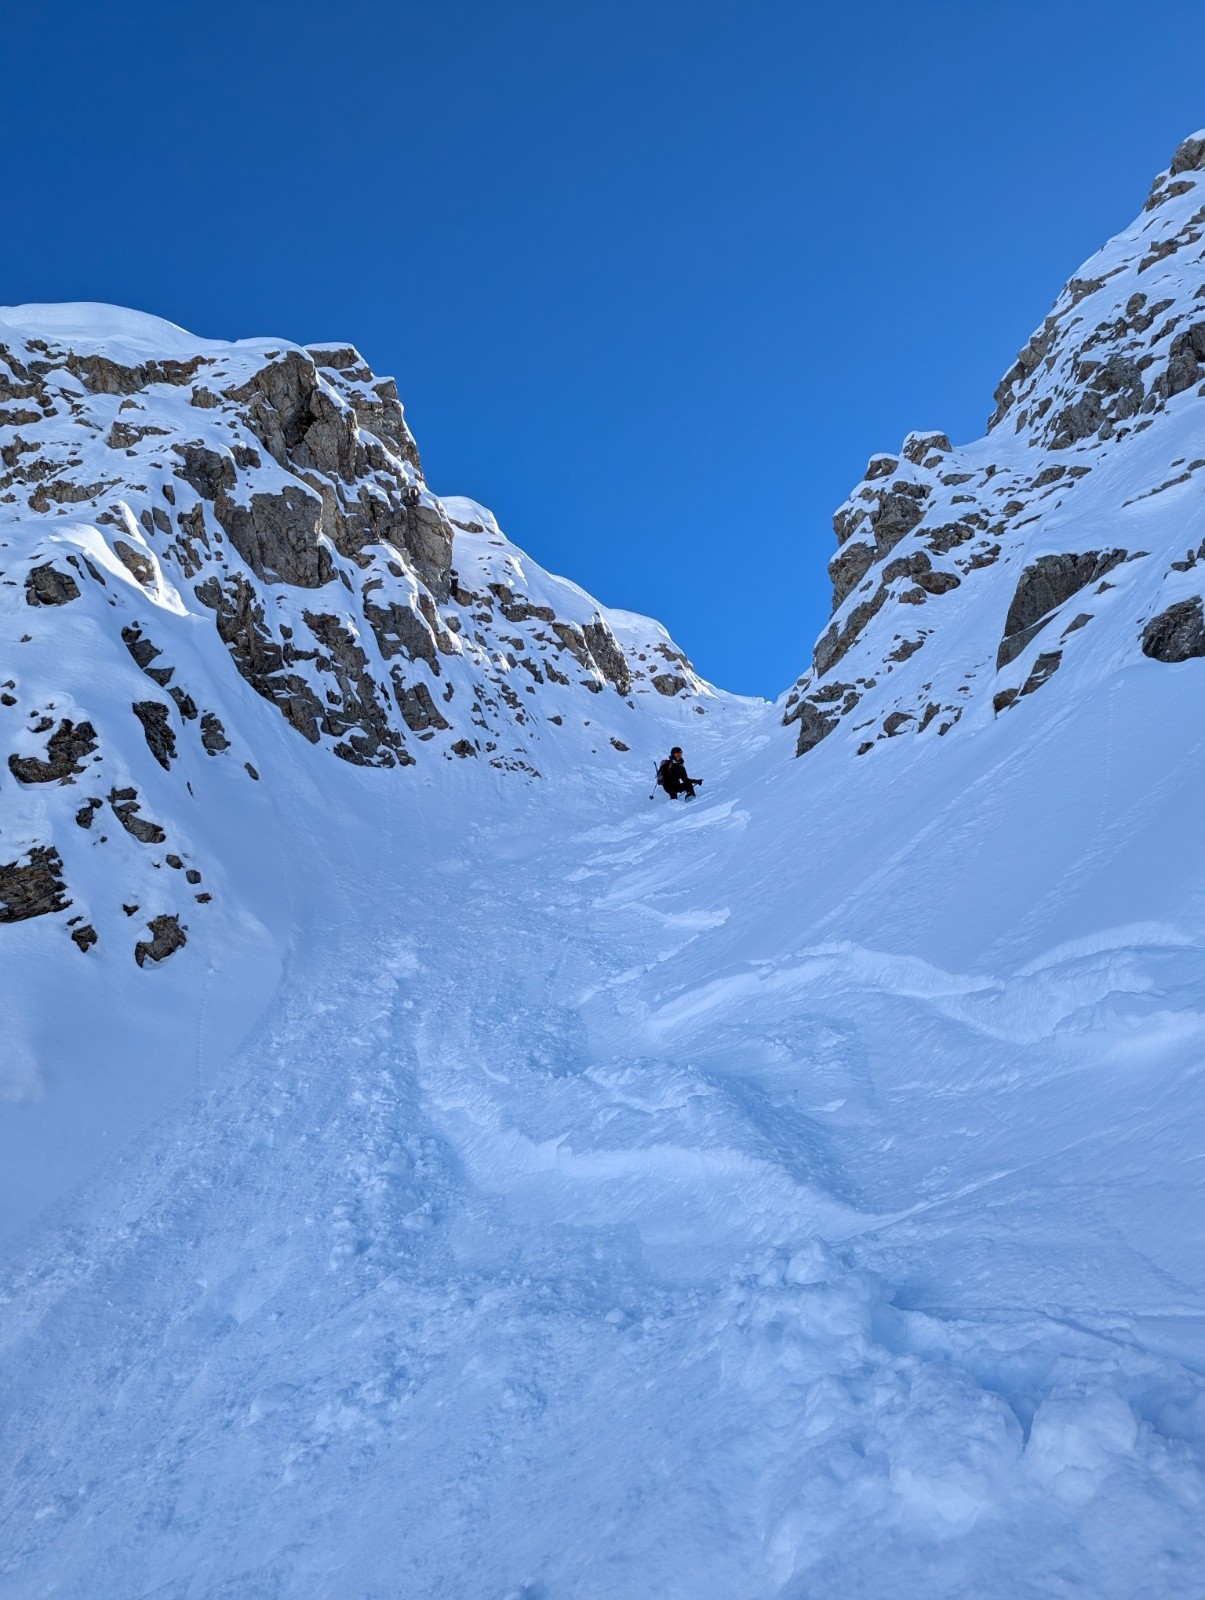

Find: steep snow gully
4;675;1205;1598
6;136;1205;1596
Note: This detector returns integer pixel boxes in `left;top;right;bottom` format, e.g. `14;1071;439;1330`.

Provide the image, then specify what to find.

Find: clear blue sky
3;1;1202;697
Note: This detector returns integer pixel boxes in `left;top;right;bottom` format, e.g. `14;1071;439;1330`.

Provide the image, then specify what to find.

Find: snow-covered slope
0;306;720;1231
3;142;1205;1599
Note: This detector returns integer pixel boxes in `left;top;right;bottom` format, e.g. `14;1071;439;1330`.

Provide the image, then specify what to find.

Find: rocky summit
784;131;1205;757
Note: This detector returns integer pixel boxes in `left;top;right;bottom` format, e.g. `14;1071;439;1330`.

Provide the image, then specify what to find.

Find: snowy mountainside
0;302;714;967
6;146;1205;1599
785;131;1205;755
0;303;723;1237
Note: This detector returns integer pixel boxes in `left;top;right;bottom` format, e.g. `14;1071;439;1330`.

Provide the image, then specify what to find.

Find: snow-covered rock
784;131;1205;755
0;305;714;964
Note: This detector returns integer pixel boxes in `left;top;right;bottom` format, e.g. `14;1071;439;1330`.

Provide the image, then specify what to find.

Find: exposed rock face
1142;596;1205;661
134;913;187;967
112;539;156;586
0;846;69;922
200;711;229;754
215;485;333;589
109;788;166;844
582;620;632;696
8;719;97;783
997;550;1127;668
132;701;177;770
25;562;80;606
395;680;450;735
785;132;1205;757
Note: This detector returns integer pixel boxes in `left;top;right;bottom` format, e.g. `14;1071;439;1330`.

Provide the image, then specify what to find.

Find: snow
5;154;1205;1595
3;642;1205;1596
0;301;290;364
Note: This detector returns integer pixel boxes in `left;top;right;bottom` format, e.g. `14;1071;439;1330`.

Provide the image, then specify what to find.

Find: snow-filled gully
4;679;1205;1599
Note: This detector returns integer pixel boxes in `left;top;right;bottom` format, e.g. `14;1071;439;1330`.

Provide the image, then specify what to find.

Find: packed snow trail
3;674;1205;1598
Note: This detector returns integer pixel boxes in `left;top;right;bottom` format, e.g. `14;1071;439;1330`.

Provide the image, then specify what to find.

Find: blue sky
3;0;1203;696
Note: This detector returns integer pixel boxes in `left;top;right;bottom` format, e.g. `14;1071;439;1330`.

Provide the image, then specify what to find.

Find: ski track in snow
3;681;1205;1599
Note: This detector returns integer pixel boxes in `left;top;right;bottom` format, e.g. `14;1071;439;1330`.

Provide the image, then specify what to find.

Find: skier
654;747;702;801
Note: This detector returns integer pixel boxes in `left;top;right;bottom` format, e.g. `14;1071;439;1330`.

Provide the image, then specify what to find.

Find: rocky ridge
0;306;711;960
784;132;1205;756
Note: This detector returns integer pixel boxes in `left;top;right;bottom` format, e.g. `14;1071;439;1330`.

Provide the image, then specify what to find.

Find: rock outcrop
1142;596;1205;662
0;845;70;922
0;304;712;964
785;132;1205;757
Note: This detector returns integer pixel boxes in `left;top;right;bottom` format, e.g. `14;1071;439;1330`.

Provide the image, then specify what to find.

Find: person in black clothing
656;747;701;800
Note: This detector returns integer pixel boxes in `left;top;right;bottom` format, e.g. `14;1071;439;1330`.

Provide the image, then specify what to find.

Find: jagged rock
551;621;591;668
302;609;407;766
814;584;891;676
8;718;97;783
489;582;557;625
902;431;951;465
1171;135;1205;176
134;913;187;967
1142;596;1205;661
402;501;454;600
394;679;450;735
71;923;98;953
1020;650;1062;696
1158;322;1205;400
120;623;161;671
1095;353;1145;418
195;574;324;742
451;738;477;757
167;686;198;721
28;478;112;513
924;520;978;555
75;797;102;828
2;312;709;794
108;419;168;449
214;484;333;589
998;550;1127;668
25;563;80;606
132;701;177;769
112;539;156;586
173;441;236;501
872;485;930;555
790;700;840;755
227;352;331;473
364;594;439;668
1051;391;1104;449
65;351;202;395
306;345;363;372
0;845;70;922
582;619;632;695
828;538;877;609
109;787;167;844
200;711;230;754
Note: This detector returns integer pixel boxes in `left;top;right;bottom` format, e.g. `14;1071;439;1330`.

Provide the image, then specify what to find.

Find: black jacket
658;757;693;795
